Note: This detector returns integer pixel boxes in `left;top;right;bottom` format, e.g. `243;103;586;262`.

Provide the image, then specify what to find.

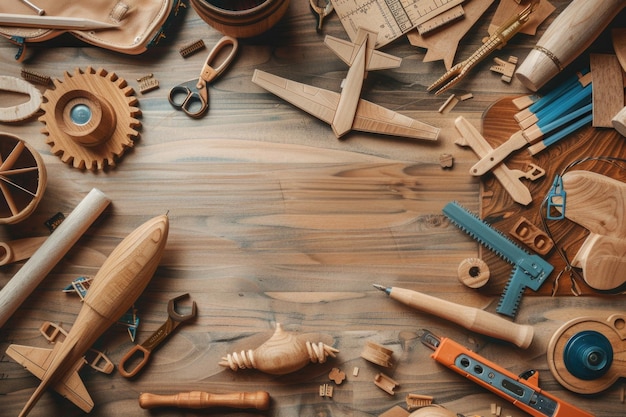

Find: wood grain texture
0;1;624;416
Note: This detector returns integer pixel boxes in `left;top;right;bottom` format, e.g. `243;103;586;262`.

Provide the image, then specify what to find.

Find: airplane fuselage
10;214;169;417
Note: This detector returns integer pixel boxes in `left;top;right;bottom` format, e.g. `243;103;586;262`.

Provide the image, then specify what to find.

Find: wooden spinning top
0;133;46;224
219;323;338;375
547;314;626;394
39;67;141;170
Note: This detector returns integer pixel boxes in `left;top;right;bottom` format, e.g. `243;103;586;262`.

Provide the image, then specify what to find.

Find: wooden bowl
0;133;47;224
190;0;290;38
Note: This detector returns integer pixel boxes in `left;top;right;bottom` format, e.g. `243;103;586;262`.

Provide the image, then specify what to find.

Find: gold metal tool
118;293;197;378
427;1;537;95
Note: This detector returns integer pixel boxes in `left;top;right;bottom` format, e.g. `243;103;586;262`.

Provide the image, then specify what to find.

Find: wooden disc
547;314;626;394
457;257;490;288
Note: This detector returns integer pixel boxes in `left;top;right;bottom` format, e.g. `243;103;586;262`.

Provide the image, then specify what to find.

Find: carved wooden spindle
219;323;338;375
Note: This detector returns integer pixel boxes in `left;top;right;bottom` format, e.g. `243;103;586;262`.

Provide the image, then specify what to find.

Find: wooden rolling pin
0;188;111;328
374;284;534;349
139;391;271;410
516;0;626;91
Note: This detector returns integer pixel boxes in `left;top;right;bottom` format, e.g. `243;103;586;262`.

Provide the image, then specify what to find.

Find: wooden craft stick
527;112;592;155
518;82;591;130
516;0;625;91
590;54;624;128
0;188;111;328
514;70;589;123
0;13;119;30
523;102;592;143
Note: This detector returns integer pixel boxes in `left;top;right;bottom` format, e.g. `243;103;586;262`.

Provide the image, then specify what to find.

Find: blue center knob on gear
70;104;92;126
563;330;613;380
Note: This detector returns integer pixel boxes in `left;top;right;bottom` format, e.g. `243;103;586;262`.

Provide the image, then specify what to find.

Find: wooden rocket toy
6;214;169;417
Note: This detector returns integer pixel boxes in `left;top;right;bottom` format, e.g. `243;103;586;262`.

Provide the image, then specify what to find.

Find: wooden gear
39;67;141;170
547;314;626;394
0;133;46;224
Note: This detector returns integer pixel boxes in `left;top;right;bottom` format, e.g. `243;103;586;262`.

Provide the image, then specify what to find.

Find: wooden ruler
331;0;464;47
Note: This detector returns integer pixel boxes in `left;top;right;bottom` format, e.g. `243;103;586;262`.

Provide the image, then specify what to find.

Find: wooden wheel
0;133;47;224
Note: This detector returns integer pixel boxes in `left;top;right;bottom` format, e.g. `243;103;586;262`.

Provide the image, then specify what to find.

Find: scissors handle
118;343;151;378
168;85;207;118
200;36;239;84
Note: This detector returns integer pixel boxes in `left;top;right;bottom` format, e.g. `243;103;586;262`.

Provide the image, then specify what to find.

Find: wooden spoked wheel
0;133;47;224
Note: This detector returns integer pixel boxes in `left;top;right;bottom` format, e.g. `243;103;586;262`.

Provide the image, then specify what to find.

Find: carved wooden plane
252;28;439;141
6;215;169;417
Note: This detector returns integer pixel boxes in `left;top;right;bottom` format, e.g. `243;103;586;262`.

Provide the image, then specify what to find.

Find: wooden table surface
0;1;624;416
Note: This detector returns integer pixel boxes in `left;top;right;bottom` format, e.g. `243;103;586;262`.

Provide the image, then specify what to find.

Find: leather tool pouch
0;0;186;61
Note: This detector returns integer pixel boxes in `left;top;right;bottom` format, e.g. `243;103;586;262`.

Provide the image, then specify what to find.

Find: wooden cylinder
516;0;625;91
190;0;290;38
0;188;111;328
139;391;271;410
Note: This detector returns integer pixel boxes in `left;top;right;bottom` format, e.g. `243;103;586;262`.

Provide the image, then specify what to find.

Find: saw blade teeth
497;274;524;317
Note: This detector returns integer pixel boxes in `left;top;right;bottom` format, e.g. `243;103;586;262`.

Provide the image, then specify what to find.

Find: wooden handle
0;188;111;328
516;0;625;91
138;391;271;410
0;236;47;266
389;287;534;349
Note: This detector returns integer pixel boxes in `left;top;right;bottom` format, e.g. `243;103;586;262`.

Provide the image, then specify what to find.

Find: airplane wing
324;35;402;71
252;69;439;141
352;99;440;141
252;69;338;124
6;343;94;413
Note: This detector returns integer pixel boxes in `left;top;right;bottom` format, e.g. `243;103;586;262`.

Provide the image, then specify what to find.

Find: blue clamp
547;175;566;220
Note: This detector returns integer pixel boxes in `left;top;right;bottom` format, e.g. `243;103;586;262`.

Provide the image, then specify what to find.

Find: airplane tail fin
324;31;401;71
7;344;94;415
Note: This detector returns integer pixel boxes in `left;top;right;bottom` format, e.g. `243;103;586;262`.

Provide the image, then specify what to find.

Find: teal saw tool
442;201;554;317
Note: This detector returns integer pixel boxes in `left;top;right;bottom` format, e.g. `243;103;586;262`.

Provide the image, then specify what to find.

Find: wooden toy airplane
252;27;440;141
5;214;169;417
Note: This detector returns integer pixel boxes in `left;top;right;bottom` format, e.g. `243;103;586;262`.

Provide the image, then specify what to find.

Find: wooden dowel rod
139;391;271;410
0;188;111;328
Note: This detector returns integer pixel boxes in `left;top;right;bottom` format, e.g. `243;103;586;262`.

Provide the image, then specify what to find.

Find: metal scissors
168;36;238;118
118;293;197;378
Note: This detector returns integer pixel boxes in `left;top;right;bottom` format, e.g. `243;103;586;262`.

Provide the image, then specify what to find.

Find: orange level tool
420;330;594;417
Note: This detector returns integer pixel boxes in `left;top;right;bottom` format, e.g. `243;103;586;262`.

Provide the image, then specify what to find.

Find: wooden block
374;373;399;395
590;54;624;127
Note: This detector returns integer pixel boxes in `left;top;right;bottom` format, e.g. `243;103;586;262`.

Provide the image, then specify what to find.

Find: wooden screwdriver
139;390;271;410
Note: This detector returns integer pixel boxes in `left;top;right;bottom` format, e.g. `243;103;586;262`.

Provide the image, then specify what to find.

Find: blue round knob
563;330;613;380
70;104;92;126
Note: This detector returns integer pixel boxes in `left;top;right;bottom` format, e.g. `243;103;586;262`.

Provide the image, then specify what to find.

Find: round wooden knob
55;90;117;147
